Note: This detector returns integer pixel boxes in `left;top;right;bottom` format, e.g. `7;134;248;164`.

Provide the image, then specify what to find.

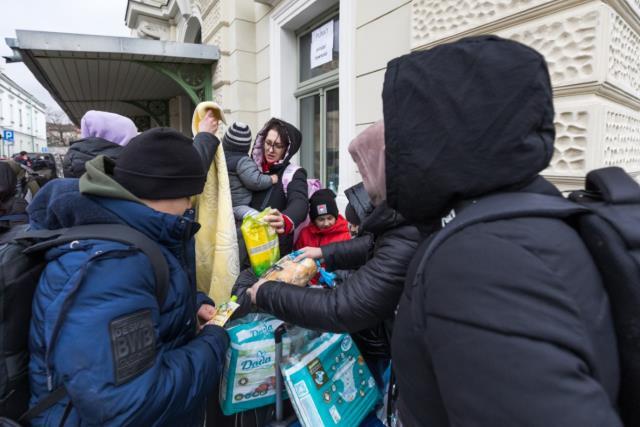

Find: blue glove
316;260;336;288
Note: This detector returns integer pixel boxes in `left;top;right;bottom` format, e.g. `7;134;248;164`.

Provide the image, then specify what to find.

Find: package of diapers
282;333;380;427
219;314;319;415
219;314;289;415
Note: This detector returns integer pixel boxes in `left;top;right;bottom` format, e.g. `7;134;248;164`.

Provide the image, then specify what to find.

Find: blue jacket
27;175;229;426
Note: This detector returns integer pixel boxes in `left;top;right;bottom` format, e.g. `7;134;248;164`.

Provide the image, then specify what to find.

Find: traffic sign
2;130;14;142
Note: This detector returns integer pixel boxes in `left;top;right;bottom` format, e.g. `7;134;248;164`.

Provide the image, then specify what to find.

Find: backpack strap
0;213;29;223
584;166;640;204
18;224;170;306
408;191;590;328
18;386;67;423
422;192;589;263
8;228;66;241
258;185;275;212
571;167;640;248
281;164;301;197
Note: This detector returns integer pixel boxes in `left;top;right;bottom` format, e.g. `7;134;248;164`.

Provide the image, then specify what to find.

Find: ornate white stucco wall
410;0;640;189
127;0;640;191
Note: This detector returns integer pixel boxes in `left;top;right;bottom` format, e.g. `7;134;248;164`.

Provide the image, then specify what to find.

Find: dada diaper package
219;314;317;415
219;315;288;415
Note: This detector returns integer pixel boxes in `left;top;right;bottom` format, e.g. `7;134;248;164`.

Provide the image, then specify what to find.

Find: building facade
0;62;47;157
126;0;640;197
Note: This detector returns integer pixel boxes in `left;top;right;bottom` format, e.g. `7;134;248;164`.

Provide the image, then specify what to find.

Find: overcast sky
0;0;130;114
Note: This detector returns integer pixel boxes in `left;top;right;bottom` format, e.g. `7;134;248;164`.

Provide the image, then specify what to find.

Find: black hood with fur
383;35;555;224
251;117;303;174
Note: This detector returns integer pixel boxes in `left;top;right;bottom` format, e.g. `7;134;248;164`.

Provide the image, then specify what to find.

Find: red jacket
295;215;351;285
295;215;351;250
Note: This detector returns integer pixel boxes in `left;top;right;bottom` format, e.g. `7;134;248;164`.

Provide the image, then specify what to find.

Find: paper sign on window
310;21;334;69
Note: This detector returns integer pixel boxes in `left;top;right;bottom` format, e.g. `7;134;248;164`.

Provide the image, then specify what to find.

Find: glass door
299;85;339;191
300;93;321;182
325;86;339;192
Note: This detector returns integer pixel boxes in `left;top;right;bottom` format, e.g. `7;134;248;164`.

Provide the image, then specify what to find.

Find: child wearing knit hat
223;122;278;220
294;189;352;284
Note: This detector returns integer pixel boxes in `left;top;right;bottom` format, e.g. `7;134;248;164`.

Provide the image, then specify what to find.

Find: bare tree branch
46;108;78;146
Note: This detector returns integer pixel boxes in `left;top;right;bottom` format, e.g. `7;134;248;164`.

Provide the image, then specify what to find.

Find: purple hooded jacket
63;111;138;178
80;110;138;146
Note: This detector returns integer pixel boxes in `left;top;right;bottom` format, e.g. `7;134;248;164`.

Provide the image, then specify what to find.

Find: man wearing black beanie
112;127;207;210
24;114;230;426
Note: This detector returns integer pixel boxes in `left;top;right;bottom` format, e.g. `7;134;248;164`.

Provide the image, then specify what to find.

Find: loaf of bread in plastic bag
261;256;317;287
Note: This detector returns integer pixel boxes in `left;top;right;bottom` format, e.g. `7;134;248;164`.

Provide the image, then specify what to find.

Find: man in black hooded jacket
386;36;622;426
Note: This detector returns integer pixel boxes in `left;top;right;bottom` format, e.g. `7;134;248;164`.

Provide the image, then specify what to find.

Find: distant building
0;60;47;157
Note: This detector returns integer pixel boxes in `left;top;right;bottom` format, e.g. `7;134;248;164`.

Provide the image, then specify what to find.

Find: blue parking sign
2;130;14;142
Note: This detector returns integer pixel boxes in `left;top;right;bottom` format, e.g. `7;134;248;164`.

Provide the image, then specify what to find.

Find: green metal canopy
5;30;218;129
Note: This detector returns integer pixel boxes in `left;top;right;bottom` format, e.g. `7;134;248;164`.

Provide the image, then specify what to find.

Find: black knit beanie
310;189;339;221
113;127;206;200
223;122;252;152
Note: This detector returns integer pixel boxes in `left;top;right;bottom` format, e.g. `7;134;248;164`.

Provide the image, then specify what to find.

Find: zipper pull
47;373;53;391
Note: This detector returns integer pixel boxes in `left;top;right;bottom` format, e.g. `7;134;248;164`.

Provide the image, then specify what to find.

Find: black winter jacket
321;233;373;272
63;137;123;178
385;36;621;426
254;202;420;334
193;132;221;175
249;118;309;255
0;161;28;232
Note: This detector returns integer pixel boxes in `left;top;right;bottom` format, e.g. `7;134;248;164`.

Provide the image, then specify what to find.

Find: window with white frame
296;10;339;192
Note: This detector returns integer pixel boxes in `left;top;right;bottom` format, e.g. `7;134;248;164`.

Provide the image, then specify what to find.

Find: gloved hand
231;268;260;319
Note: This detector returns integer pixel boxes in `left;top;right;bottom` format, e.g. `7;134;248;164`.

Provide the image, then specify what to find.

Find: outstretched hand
247;278;268;304
198;109;219;135
197;304;216;330
230;268;260;319
293;247;323;263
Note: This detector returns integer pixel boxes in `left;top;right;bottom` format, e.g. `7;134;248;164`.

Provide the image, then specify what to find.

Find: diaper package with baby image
282;333;380;427
219;314;288;415
219;314;317;415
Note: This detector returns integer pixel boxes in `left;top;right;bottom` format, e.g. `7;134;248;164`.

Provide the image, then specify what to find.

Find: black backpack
0;224;169;425
413;166;640;426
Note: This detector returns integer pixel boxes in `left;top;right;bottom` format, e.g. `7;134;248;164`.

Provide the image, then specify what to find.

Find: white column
336;0;357;208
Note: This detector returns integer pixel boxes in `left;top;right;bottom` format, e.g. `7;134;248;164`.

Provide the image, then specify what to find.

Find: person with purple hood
62;110;138;178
